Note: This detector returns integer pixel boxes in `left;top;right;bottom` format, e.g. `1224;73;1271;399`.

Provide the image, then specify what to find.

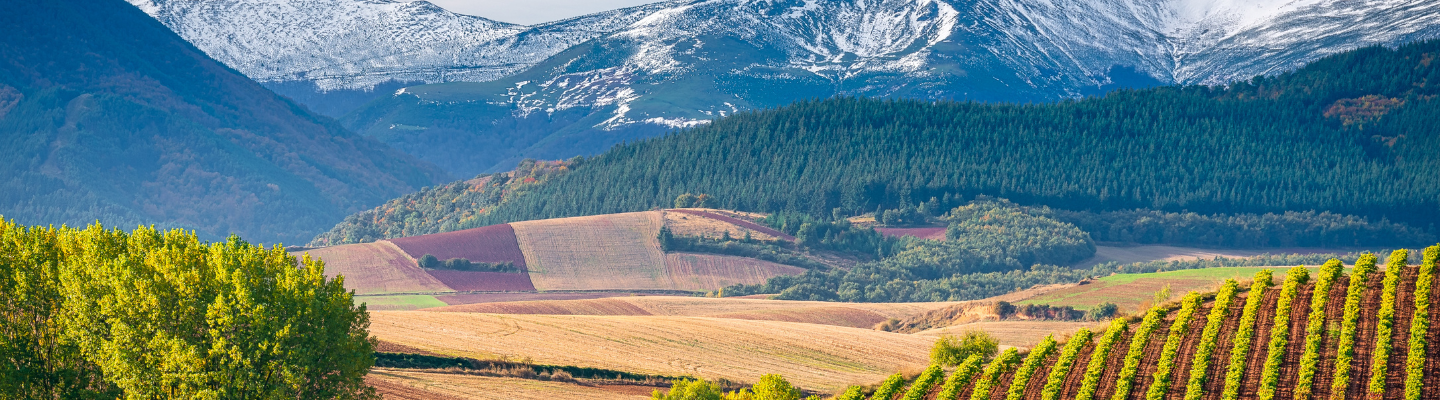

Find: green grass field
356;295;449;311
1017;266;1332;313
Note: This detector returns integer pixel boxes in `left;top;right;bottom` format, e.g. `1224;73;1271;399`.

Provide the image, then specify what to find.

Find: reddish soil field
1309;274;1350;400
1055;339;1096;399
1346;272;1386;400
1424;266;1440;400
426;270;536;292
1162;302;1211;400
667;209;795;241
387;223;528;269
1092;330;1135;400
875;227;947;240
1381;266;1419;400
1271;283;1314;400
1237;284;1282;399
1198;291;1247;400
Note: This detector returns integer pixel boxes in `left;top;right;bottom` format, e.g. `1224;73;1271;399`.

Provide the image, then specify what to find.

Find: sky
418;0;667;25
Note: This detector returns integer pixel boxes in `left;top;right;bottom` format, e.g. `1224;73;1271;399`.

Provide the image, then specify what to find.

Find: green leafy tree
931;331;999;366
695;194;716;209
56;225;377;399
750;374;802;400
653;379;725;400
676;193;698;208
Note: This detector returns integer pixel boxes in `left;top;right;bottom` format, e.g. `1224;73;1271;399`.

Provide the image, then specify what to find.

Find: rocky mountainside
336;0;1440;176
0;0;448;244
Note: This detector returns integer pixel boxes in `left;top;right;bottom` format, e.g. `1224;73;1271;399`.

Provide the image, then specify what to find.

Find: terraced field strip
369;311;933;392
512;212;669;291
387;223;528;268
917;321;1109;349
300;241;451;295
662;252;805;290
367;368;650;399
667;209;795;241
1016;267;1323;313
427;270;536;291
427;296;961;328
356;294;449;311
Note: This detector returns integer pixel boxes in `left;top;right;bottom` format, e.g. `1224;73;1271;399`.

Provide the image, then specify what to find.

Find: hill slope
345;0;1440;175
0;0;447;243
430;39;1440;232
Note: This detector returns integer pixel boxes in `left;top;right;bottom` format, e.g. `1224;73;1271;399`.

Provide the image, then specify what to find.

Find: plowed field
427;270;536;291
667;209;794;241
915;321;1108;348
369;311;933;392
367;369;649;399
387;223;528;268
299;241;450;295
425;296;959;328
662;252;805;290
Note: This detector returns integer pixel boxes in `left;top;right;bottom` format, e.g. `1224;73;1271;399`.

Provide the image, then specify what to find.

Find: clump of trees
651;374;816;400
674;193;717;209
931;331;1000;367
0;218;376;399
417;254;520;273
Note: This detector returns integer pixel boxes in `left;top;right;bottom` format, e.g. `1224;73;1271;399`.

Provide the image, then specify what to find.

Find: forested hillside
443;40;1440;234
0;0;447;244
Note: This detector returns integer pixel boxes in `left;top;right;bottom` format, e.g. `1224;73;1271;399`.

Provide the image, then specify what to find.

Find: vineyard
850;246;1439;400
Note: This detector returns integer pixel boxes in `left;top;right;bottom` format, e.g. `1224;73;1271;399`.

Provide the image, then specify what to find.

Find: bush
1110;307;1169;400
902;365;945;400
751;374;803;400
1144;292;1204;400
869;373;907;400
1182;279;1240;400
1221;270;1275;400
936;354;985;400
1256;266;1310;400
1329;253;1378;400
969;348;1021;400
1403;246;1438;400
653;379;724;400
1294;260;1344;400
931;331;1000;367
1041;328;1094;400
835;386;865;400
1006;335;1059;400
1368;250;1409;395
1075;319;1128;400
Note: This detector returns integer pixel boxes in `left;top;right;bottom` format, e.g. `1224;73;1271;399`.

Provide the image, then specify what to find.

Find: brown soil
1272;282;1316;399
1092;330;1135;400
1123;316;1172;400
1199;290;1248;400
1056;339;1097;399
1021;351;1061;400
1381;266;1419;400
1345;272;1386;400
387;223;528;268
1163;302;1211;400
1423;266;1440;400
1308;273;1350;400
1237;284;1283;399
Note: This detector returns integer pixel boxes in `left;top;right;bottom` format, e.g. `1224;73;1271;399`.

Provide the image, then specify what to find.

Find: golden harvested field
423;296;960;328
298;241;449;295
1015;265;1325;313
367;369;650;400
1076;244;1348;267
368;311;934;391
663;209;784;241
511;212;802;291
915;321;1110;348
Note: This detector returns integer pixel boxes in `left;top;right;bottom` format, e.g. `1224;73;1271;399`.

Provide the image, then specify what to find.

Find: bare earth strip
299;241;450;295
367;368;649;399
368;311;933;392
512;212;669;290
424;296;961;328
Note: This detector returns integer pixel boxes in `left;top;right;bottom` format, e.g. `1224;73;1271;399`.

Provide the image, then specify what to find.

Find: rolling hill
0;0;448;244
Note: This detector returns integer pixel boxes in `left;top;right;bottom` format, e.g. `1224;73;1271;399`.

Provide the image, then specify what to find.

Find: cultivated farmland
387;223;528;268
299;241;450;295
426;270;536;292
667;209;795;241
366;368;649;399
425;296;961;328
367;311;934;391
916;321;1109;348
1016;266;1328;313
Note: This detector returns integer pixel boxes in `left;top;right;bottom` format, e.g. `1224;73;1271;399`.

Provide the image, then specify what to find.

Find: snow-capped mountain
336;0;1438;176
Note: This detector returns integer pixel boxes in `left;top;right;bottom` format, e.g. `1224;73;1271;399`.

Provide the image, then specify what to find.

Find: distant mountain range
0;0;448;244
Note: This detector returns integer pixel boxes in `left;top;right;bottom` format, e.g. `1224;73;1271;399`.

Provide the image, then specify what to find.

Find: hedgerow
1041;328;1094;400
1075;319;1127;400
902;365;944;400
937;354;984;400
1368;249;1409;395
836;386;866;400
1403;246;1437;400
1329;253;1377;400
1257;266;1311;400
1221;270;1274;400
870;373;908;400
1294;260;1344;400
1006;335;1059;400
969;348;1021;400
1110;307;1169;400
1144;292;1204;400
1182;279;1240;400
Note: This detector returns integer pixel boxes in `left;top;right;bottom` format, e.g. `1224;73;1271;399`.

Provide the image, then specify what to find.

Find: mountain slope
128;0;687;116
347;0;1440;175
0;0;448;243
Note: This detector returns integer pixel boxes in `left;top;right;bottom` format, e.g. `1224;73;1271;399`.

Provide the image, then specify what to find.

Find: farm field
915;321;1109;348
425;296;962;328
665;209;790;241
357;295;450;311
1077;244;1349;267
367;311;935;391
1016;266;1329;312
387;223;528;268
367;369;650;399
300;241;450;295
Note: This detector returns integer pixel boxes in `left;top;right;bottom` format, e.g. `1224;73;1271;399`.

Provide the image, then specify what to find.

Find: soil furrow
1237;285;1282;398
1309;273;1350;400
1021;351;1061;400
1273;284;1316;399
1381;266;1418;400
1058;341;1097;399
1422;265;1440;400
1346;272;1385;400
1199;290;1248;400
1164;302;1212;400
1093;330;1134;400
1119;320;1170;400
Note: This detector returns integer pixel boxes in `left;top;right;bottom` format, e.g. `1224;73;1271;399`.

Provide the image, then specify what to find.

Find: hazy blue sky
420;0;666;25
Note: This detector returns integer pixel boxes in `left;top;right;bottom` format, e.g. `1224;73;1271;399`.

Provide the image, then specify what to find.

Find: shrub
1006;335;1060;400
1183;279;1240;400
1041;328;1094;400
1110;307;1169;400
1145;292;1204;400
902;365;945;400
1329;253;1378;400
1368;249;1409;395
835;386;866;400
1294;260;1344;400
1221;270;1273;400
752;374;803;400
1403;246;1437;400
870;373;907;400
1075;319;1128;400
936;354;984;400
932;331;1000;367
1256;266;1310;400
969;348;1021;400
653;379;724;400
